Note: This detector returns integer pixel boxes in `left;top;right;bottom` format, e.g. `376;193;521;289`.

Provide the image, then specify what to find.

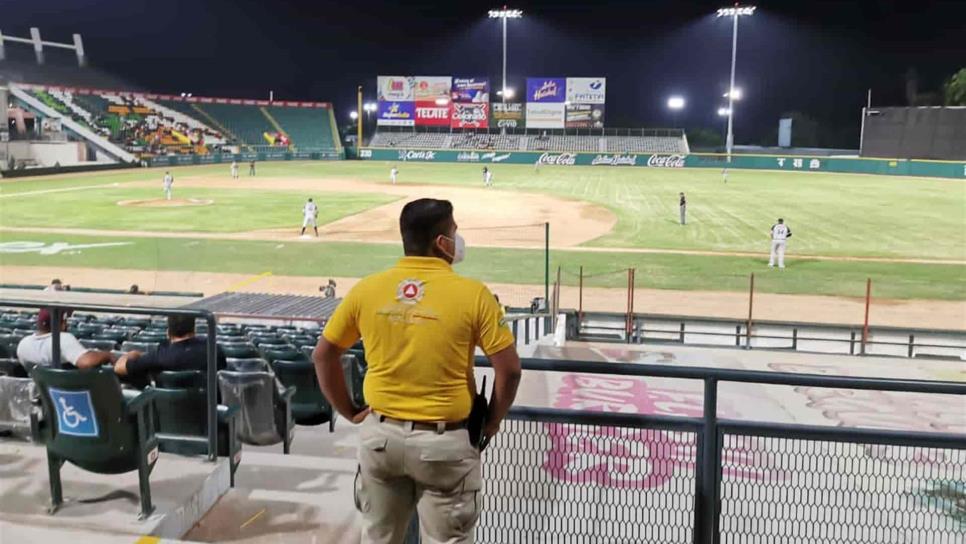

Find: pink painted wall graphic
544;375;787;489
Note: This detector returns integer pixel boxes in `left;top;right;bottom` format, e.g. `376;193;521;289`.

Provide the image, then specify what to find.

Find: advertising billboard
377;76;414;102
377;101;416;126
451;102;489;129
526;77;567;103
491;103;525;129
526;103;565;129
565;103;606;129
451;77;490;103
413;76;452;101
414;101;450;127
566;78;606;104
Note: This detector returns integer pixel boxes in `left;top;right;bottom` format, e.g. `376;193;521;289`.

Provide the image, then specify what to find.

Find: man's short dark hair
399;199;454;255
168;315;196;337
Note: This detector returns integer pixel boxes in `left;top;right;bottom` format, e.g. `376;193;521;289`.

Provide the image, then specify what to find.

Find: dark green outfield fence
360;148;966;179
145;149;343;167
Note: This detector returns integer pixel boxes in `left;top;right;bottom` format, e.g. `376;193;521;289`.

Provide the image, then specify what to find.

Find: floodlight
489;9;523;18
723;88;742;100
667;96;686;110
349;111;358;120
716;6;756;17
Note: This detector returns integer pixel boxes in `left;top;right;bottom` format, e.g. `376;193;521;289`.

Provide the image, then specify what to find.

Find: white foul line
0;182;122;199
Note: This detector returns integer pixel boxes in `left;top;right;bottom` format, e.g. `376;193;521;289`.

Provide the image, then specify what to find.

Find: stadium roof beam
488;6;523;103
715;4;755;167
0;27;86;66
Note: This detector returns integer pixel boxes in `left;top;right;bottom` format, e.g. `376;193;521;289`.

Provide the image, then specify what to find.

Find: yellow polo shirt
323;256;515;422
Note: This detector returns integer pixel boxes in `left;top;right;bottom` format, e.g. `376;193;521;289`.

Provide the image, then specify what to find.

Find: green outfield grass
1;231;963;300
5;161;961;258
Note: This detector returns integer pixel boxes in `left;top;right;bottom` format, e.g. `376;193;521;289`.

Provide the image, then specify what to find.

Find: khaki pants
355;414;482;544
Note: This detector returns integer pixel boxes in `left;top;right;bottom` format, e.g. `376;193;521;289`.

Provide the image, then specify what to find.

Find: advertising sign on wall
451;77;490;103
526;77;567;103
526;102;565;129
566;78;606;104
565;103;606;129
377;76;414;102
491;103;525;129
451;102;489;129
414;101;451;127
377;101;416;126
413;76;452;101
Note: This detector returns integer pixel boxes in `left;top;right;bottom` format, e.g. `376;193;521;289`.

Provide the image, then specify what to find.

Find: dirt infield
117;198;215;208
3;265;963;330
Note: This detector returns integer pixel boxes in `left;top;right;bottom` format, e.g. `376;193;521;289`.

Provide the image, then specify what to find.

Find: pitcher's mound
118;198;214;208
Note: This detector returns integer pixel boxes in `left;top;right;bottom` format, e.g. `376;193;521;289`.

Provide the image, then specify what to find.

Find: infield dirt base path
2;265;963;330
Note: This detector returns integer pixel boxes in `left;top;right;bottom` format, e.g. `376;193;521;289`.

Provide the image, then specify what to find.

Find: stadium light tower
349;111;359;121
716;4;755;165
488;6;523;103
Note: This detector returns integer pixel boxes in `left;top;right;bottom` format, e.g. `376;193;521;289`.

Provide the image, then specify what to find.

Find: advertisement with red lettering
450;102;489;129
414;101;450;127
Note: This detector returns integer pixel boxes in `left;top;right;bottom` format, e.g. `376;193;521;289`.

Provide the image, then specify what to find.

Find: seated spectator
44;278;66;292
106;315;226;383
128;284;143;295
17;309;115;371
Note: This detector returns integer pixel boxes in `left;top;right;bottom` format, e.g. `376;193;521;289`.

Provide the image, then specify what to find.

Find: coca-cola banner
526;77;567;103
377;101;415;126
565;104;605;129
451;77;490;103
414;101;450;127
491;103;525;129
526;103;565;129
413;76;452;101
450;102;489;129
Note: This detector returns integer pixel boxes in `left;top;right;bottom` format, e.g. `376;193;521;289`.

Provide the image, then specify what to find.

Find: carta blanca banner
377;101;415;126
451;77;490;103
491;103;525;129
451;103;489;129
413;76;452;101
377;76;413;102
527;77;566;103
565;104;605;129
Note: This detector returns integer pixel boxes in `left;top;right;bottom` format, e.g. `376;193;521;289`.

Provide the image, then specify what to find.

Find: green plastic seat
226;358;270;372
303;347;366;409
260;346;304;364
0;358;28;378
220;343;259;359
153;370;241;486
31;367;158;519
79;338;117;351
217;370;295;454
270;359;335;429
120;341;160;354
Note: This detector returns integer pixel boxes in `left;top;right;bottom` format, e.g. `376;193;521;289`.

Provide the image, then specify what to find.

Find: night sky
4;0;965;147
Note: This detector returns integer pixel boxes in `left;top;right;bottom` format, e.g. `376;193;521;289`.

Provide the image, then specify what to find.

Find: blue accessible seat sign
49;388;99;437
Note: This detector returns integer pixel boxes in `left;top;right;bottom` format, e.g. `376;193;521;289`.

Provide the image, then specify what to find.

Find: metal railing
471;356;966;543
0;300;221;460
575;311;966;359
505;313;552;346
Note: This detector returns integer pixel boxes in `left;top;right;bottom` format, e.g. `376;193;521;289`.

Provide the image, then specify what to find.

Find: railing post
525;318;530;345
735;325;741;347
745;273;755;349
680;322;686;343
792;328;798;350
578;265;584;325
512;320;519;342
850;331;856;355
861;277;872;355
694;377;719;544
51;307;62;366
908;334;915;358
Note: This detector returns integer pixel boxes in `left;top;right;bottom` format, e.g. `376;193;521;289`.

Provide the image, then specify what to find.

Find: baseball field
1;160;963;327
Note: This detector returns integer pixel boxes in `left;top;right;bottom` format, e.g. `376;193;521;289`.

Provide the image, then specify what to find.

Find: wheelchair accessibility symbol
49;388;99;437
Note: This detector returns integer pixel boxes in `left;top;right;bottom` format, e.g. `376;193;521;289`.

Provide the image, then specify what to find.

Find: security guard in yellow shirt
313;198;522;544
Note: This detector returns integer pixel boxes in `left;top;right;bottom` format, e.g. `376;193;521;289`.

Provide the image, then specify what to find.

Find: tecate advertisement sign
451;77;490;103
414;101;450;127
413;76;452;101
450;102;489;129
377;101;415;126
565;103;606;129
526;77;567;103
491;102;525;128
566;78;606;104
526;102;565;129
646;154;687;168
377;76;413;102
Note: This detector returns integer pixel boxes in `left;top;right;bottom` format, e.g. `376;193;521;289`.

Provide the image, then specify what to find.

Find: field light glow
667;96;686;110
489;9;523;18
717;6;756;17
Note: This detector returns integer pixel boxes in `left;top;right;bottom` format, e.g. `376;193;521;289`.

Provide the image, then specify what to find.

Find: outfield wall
360;148;966;179
145;149;343;167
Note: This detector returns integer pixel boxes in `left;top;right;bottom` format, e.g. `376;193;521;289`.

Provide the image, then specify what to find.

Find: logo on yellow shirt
396;279;425;304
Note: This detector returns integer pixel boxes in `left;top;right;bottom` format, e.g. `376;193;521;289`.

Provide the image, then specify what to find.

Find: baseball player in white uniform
390;166;398;185
162;171;174;200
230;160;239;179
483;166;493;187
300;198;319;237
769;218;792;268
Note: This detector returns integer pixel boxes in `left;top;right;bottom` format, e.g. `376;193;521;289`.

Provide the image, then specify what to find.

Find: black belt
374;411;467;433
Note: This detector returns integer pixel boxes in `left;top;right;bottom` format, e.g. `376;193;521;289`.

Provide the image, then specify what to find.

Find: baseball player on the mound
390;166;399;185
301;197;319;237
769;218;792;268
162;171;174;200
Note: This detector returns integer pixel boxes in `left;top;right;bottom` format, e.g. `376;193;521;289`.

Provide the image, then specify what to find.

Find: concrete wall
6;140;87;167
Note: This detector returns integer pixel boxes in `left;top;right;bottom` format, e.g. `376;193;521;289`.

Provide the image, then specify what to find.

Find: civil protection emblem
396;279;425;304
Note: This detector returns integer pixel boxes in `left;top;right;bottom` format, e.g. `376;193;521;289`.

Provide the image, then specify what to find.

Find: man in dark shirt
113;315;226;383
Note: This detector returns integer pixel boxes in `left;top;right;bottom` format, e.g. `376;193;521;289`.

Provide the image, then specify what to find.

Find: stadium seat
93;329;130;343
135;332;168;343
260;346;305;364
0;335;25;358
217;371;295;453
74;323;105;338
226;358;270;373
249;335;283;347
125;317;152;329
80;338;118;351
0;375;37;439
31;367;158;518
283;334;317;348
0;358;29;378
153;371;241;486
270;359;335;429
120;341;160;354
302;346;365;409
220;343;259;359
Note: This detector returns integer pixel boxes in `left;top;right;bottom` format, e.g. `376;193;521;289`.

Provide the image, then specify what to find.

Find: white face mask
439;233;465;264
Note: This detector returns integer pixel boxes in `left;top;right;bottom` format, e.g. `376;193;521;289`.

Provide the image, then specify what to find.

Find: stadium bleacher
370;130;689;154
268;105;336;151
195;103;277;150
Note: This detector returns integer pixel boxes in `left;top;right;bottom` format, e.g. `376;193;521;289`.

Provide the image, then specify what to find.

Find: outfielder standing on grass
769;218;792;269
249;159;256;176
300;197;319;237
679;192;687;225
230;160;239;179
483;166;493;187
162;171;174;200
390;166;398;185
